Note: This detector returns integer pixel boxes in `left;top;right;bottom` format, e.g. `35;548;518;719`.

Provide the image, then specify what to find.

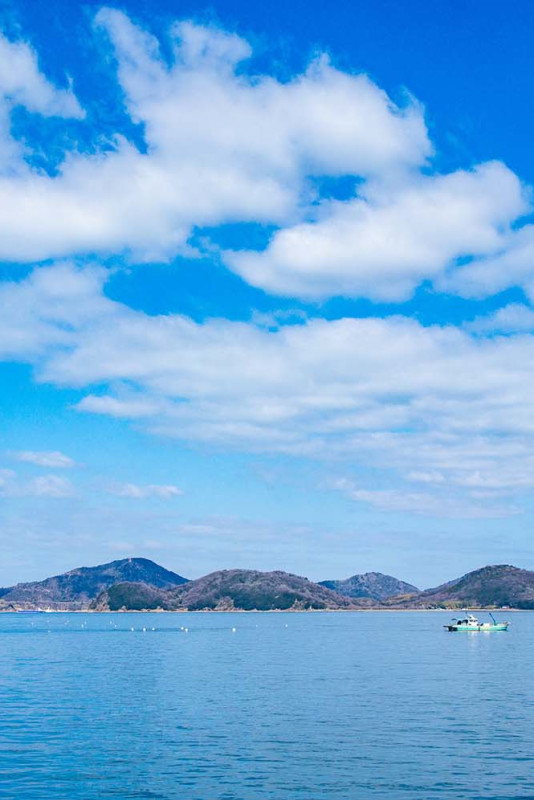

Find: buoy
232;627;236;633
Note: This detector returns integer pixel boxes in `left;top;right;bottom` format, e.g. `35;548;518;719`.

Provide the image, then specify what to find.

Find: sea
0;610;532;800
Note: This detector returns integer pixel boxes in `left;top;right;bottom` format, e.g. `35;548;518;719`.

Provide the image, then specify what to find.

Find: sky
1;0;534;588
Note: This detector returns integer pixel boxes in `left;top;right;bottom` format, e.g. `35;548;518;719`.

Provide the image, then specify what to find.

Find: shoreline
0;606;526;614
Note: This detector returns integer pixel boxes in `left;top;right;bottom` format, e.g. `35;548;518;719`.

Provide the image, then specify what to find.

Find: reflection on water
0;611;532;799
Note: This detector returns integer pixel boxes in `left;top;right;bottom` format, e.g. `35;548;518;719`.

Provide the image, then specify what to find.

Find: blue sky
1;0;534;587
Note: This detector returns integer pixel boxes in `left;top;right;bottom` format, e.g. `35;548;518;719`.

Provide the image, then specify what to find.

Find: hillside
92;582;172;611
320;572;419;601
93;569;356;611
385;565;534;609
0;558;188;610
4;560;534;611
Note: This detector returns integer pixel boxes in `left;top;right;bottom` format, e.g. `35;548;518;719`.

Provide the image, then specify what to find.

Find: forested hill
92;569;356;611
0;558;188;609
384;565;534;609
3;561;534;610
320;572;419;601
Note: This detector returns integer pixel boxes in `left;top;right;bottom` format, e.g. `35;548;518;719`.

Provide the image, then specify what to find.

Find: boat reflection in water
444;612;509;632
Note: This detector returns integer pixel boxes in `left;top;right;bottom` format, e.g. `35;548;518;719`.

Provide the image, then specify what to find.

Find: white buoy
232;627;236;633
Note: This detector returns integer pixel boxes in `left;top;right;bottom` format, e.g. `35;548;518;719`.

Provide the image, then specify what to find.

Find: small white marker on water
232;627;236;633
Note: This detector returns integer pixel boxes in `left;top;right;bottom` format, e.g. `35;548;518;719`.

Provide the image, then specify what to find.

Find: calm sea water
0;610;532;800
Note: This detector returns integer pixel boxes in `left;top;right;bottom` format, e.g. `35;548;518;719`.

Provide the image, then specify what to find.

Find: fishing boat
444;612;509;632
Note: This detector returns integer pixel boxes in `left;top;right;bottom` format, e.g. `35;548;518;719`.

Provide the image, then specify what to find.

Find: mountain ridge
319;572;419;601
2;560;534;610
92;569;356;612
0;557;188;610
384;564;534;609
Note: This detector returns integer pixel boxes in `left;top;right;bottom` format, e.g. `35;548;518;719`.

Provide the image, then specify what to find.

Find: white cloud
0;468;15;488
227;162;526;301
3;263;534;514
0;31;83;170
442;225;534;301
0;470;75;498
0;10;530;305
11;450;76;468
466;303;534;334
109;483;183;499
0;11;528;304
97;10;430;179
0;33;82;117
406;470;446;484
29;475;75;498
331;478;517;519
0;9;430;266
0;262;111;360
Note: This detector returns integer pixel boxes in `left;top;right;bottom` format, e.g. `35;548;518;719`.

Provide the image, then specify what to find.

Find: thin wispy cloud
331;478;518;520
29;475;76;498
0;471;76;499
109;483;183;499
1;263;534;514
10;450;77;468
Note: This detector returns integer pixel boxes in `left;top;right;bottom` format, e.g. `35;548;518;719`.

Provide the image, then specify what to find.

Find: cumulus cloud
0;33;82;117
0;31;83;169
2;262;534;515
0;10;529;302
0;262;110;359
11;450;76;468
442;224;534;302
0;10;529;303
109;483;183;499
0;8;430;266
227;162;526;301
466;303;534;335
0;13;533;516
